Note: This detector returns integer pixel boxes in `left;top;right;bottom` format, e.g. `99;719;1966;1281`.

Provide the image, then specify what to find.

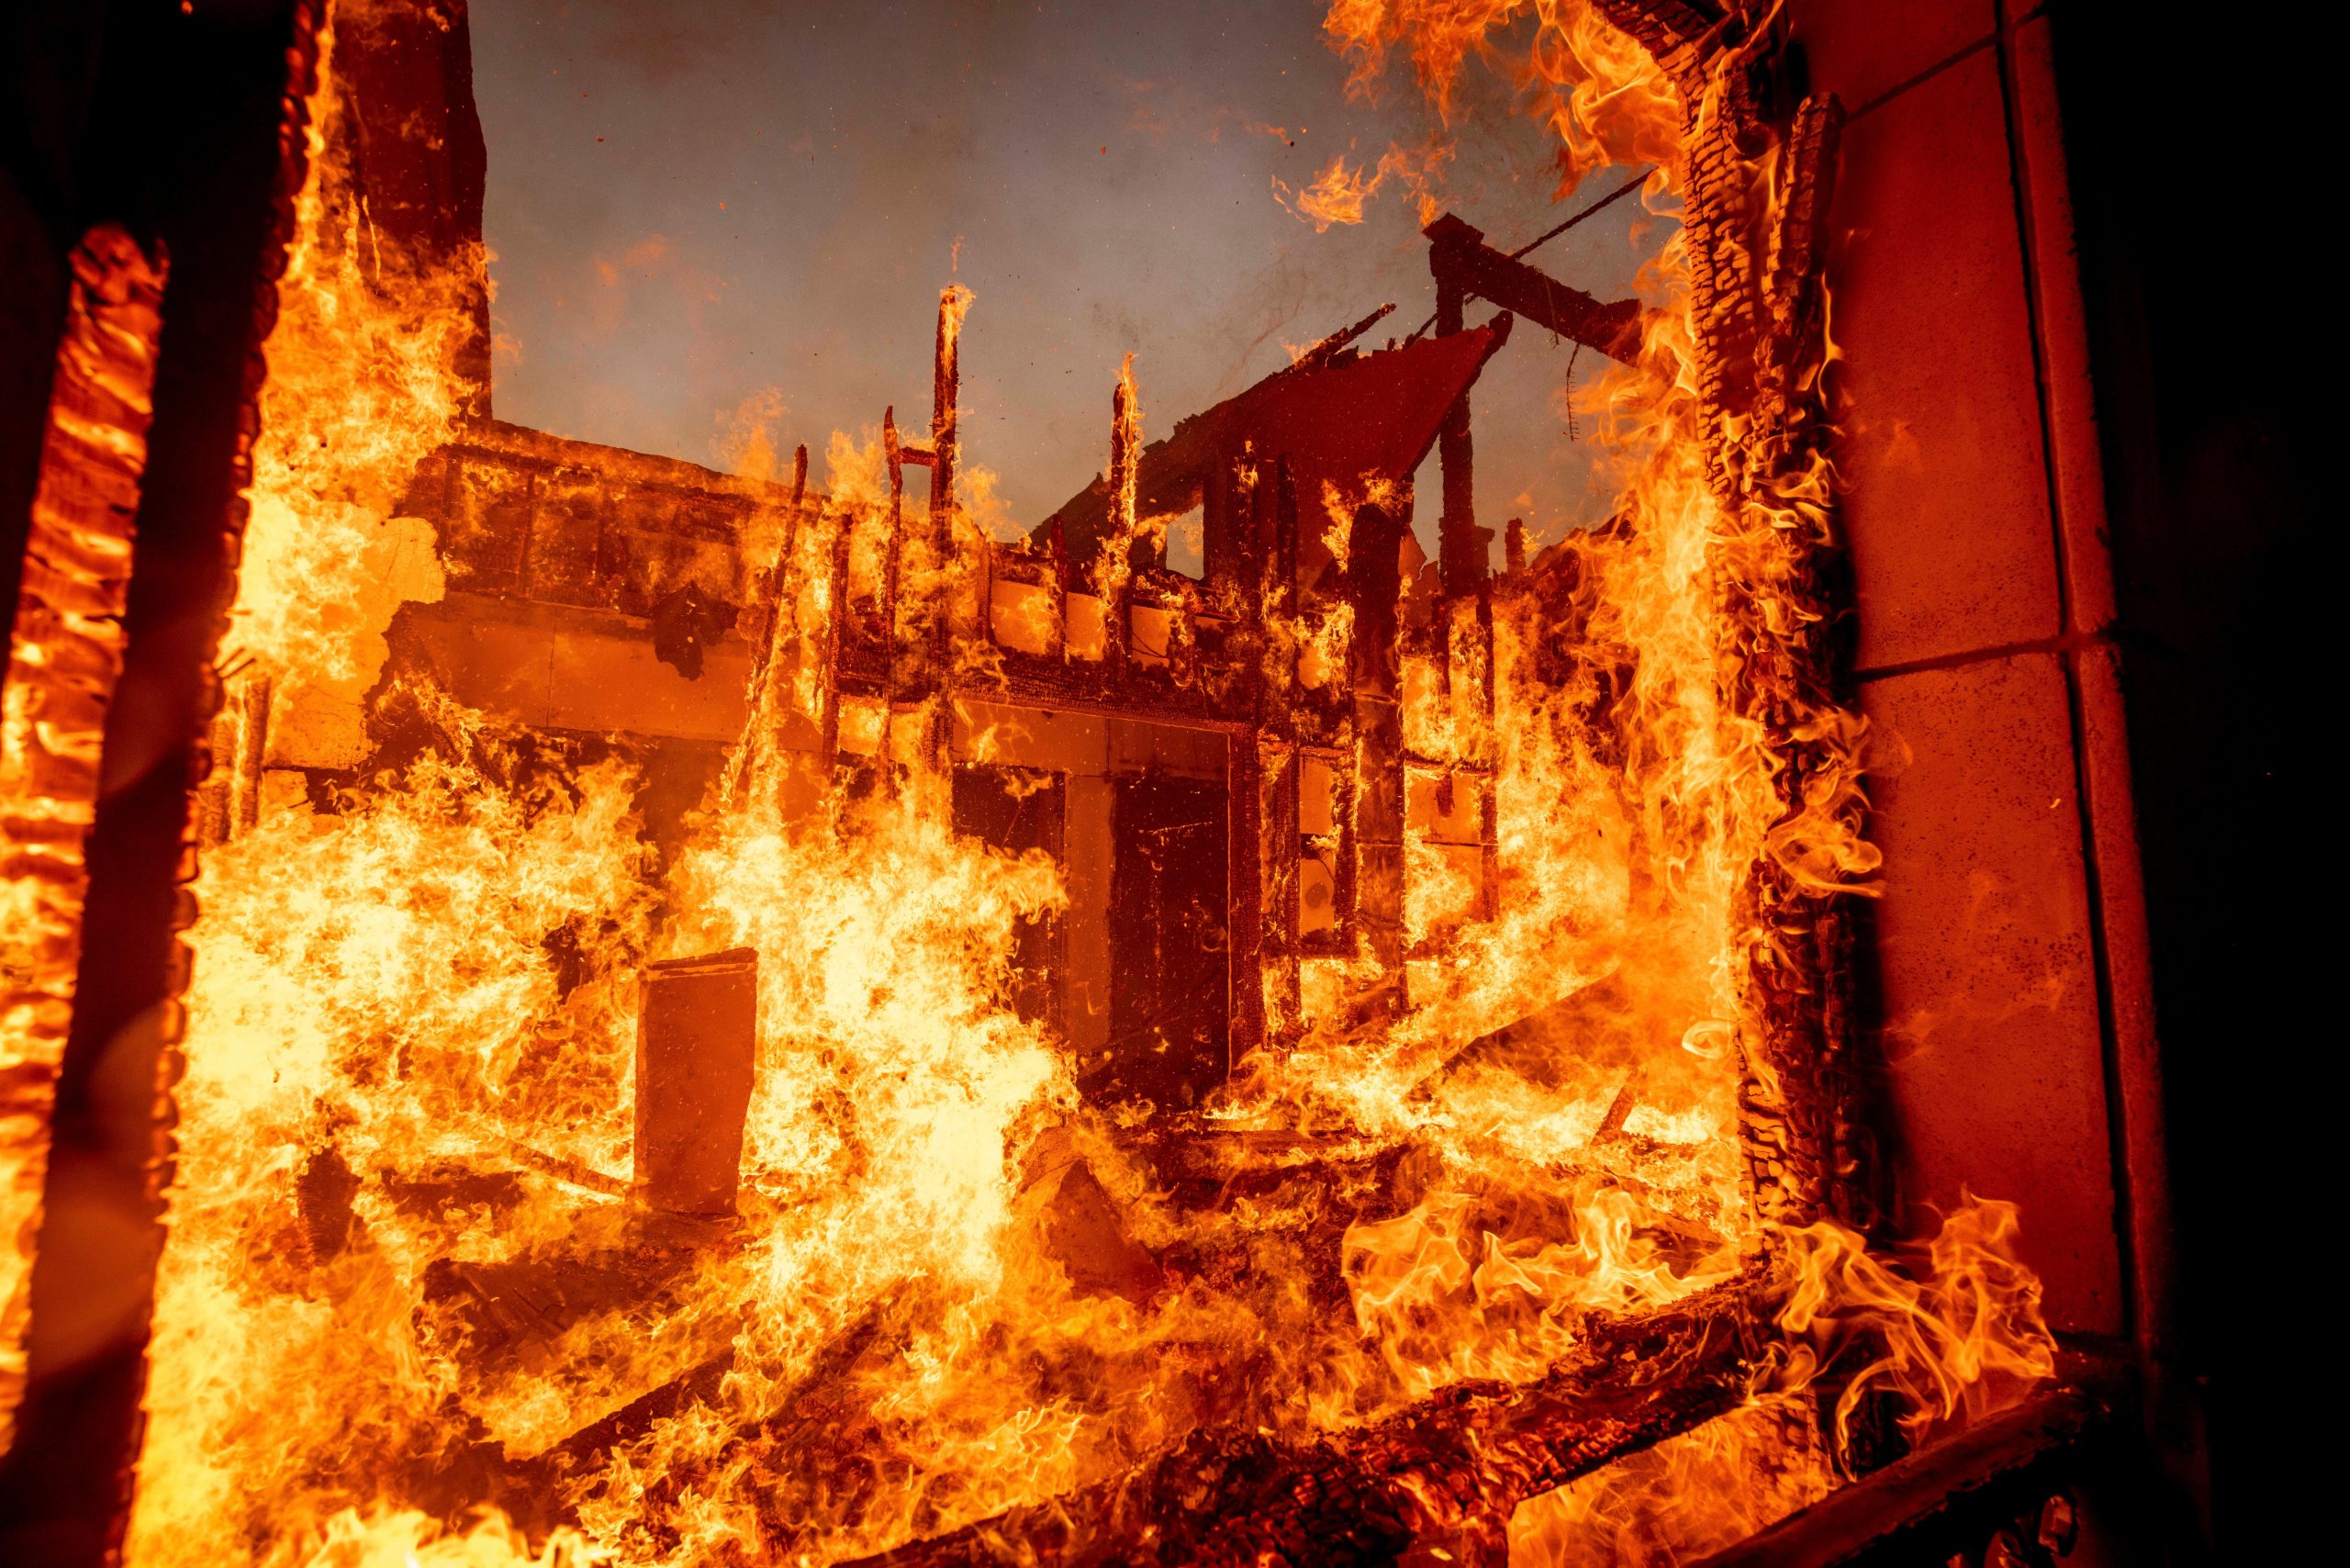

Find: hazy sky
470;0;1672;555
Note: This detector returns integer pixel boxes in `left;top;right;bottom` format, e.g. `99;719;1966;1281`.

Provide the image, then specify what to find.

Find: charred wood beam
882;405;911;716
1226;725;1266;1065
1225;459;1269;1066
1433;267;1483;598
848;1286;1759;1568
1424;213;1648;368
1689;1390;2106;1568
1345;499;1409;1010
1713;91;1854;1234
1033;328;1504;576
1102;366;1141;681
819;506;852;776
1288;300;1395;376
919;286;968;771
1257;460;1304;1037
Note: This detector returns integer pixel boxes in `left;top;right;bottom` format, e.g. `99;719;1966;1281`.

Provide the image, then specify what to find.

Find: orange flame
118;2;2053;1562
1274;140;1454;230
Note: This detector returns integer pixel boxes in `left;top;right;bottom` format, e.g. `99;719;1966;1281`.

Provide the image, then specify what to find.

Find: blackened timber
1689;1390;2106;1568
1227;727;1267;1065
819;510;852;775
881;406;910;715
229;673;272;835
922;286;968;770
1347;499;1409;1011
845;1285;1757;1568
1433;264;1484;598
1288;300;1395;375
1034;329;1506;580
1424;212;1649;367
1259;461;1304;1036
1225;459;1269;1064
1102;369;1140;682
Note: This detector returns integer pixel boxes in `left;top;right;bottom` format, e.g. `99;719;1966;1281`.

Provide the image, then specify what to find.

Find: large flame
118;2;2053;1563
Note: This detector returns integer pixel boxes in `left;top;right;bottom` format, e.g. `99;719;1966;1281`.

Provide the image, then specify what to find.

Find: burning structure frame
0;2;2170;1564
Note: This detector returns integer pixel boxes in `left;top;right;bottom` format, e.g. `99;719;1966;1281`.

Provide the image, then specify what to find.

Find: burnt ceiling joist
1425;212;1650;366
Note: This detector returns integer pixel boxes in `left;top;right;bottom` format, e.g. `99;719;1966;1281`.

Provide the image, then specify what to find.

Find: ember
4;1;2281;1564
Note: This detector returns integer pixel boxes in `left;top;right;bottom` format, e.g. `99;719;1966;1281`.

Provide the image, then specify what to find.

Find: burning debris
6;2;2138;1565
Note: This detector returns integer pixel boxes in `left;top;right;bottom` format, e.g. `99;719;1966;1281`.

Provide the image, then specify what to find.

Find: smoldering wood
1688;1390;2104;1568
819;509;853;775
1346;499;1410;1002
0;234;168;1427
1099;369;1141;687
845;1285;1761;1568
1288;300;1396;375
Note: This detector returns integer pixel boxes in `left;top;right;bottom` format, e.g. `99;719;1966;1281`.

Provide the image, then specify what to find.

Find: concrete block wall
1791;0;2165;1348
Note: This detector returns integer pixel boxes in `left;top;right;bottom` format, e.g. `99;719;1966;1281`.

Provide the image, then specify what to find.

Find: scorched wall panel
1859;653;2121;1335
1829;46;2063;675
1798;1;2132;1341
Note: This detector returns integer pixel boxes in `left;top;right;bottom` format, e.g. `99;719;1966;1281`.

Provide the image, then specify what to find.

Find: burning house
0;1;2300;1565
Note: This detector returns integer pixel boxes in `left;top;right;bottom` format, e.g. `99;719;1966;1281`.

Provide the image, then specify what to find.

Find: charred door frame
0;1;330;1558
1102;768;1233;1109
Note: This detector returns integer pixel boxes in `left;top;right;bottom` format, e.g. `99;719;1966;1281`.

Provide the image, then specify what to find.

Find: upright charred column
1431;258;1480;595
633;950;759;1216
1347;497;1410;1012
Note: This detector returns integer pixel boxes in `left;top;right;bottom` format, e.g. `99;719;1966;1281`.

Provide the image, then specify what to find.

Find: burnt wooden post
634;949;759;1216
879;404;909;769
1046;516;1070;664
1223;458;1269;1068
816;505;852;780
1101;366;1140;685
1346;495;1410;1012
921;286;966;773
227;673;271;836
1253;458;1304;1043
1426;218;1514;933
1225;729;1265;1069
867;286;967;780
927;287;963;574
1431;256;1480;598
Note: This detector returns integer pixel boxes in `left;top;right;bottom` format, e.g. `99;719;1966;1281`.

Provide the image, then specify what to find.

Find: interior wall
1791;0;2147;1346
